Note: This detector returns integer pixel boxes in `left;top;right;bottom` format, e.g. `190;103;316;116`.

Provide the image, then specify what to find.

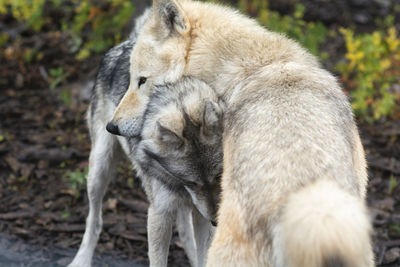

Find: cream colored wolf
107;1;375;266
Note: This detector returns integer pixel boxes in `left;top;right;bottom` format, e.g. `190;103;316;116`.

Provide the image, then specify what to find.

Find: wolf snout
107;118;142;137
106;121;121;136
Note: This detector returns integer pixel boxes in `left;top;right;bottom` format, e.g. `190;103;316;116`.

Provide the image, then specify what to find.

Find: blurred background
0;0;399;266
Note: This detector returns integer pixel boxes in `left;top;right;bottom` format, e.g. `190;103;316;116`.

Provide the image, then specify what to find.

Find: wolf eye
138;77;147;87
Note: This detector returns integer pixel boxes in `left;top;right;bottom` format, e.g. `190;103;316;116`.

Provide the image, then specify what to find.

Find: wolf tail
278;178;374;267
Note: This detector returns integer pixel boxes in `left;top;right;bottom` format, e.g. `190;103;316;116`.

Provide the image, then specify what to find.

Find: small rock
57;257;72;266
104;241;114;250
374;198;395;212
20;163;34;178
353;12;371;24
390;84;400;94
34;169;47;179
383;247;400;264
4;47;15;60
15;73;24;89
106;198;118;210
38;160;50;169
373;0;392;9
4;156;23;174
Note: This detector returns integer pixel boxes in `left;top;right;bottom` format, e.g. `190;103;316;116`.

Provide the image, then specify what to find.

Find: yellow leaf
356;51;364;60
380;58;391;70
386;27;399;52
76;49;90;61
0;5;7;14
372;32;381;46
354;40;361;49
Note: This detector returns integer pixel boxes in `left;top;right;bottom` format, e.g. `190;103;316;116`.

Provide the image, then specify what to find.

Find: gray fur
324;257;347;267
69;9;221;267
92;38;133;110
135;77;224;222
131;78;224;266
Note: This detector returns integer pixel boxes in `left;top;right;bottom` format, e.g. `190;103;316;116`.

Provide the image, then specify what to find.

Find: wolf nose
106;122;121;136
211;220;217;227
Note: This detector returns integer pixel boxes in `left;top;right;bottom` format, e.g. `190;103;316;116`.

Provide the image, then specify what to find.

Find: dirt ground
0;1;399;267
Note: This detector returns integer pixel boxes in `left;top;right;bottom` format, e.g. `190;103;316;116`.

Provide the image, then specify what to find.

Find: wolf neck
182;2;318;101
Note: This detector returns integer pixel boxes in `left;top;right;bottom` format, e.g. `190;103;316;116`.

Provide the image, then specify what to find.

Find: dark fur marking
323;256;347;267
143;148;199;188
136;77;224;221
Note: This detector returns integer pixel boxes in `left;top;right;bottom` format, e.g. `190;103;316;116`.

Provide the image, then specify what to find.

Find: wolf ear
156;119;184;150
202;100;223;138
153;0;190;36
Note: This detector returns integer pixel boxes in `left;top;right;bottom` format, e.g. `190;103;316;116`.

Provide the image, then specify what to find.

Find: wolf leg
192;207;215;267
176;206;213;267
147;183;179;267
175;200;215;267
176;205;197;266
68;130;120;267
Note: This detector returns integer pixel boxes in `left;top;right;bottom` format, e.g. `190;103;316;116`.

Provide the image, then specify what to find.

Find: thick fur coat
108;1;374;266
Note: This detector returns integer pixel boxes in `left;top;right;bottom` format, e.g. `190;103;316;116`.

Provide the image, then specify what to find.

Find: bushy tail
279;179;374;267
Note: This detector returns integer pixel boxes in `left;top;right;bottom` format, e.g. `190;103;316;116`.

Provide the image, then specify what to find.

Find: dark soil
0;1;399;266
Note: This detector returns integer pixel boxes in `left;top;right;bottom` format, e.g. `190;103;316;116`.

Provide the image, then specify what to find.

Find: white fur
110;1;374;266
273;179;374;267
69;99;121;267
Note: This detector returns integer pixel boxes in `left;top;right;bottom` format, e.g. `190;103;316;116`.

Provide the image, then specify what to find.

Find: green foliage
63;167;88;197
337;23;400;122
238;0;328;57
390;224;400;234
61;211;71;219
0;0;134;59
23;48;39;63
0;0;46;31
49;67;69;90
59;90;72;106
127;177;134;188
69;0;134;60
0;33;9;47
388;175;398;195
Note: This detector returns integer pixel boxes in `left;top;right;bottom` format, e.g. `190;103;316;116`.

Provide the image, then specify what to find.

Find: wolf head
135;78;224;224
107;0;192;137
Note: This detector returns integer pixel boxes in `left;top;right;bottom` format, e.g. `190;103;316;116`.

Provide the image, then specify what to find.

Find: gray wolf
107;1;375;266
136;78;224;225
135;77;224;267
68;9;224;267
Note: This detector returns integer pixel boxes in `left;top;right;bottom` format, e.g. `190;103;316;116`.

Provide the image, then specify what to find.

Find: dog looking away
134;77;224;266
136;77;224;225
107;1;374;266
